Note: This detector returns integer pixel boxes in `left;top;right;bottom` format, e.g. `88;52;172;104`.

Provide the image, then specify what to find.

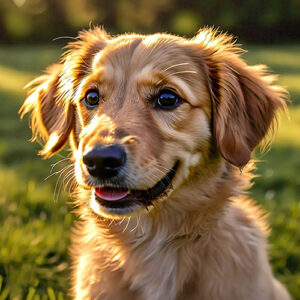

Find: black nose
83;145;126;179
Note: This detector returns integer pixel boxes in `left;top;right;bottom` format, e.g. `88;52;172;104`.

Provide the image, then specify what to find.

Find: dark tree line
1;0;299;44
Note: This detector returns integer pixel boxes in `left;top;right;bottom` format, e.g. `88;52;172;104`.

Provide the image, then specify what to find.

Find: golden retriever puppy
20;27;290;300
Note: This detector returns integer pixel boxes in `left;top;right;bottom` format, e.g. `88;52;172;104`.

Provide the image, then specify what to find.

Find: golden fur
20;27;290;299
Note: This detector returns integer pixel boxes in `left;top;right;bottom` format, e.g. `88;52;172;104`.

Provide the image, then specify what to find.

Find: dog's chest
111;235;202;300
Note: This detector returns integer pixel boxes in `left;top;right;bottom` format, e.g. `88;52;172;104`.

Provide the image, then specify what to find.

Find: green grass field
0;44;299;299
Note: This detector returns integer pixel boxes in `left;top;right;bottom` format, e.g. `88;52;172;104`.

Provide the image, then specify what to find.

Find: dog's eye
82;90;100;108
155;90;182;110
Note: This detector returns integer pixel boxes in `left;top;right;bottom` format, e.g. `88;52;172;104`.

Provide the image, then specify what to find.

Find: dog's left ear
190;30;287;167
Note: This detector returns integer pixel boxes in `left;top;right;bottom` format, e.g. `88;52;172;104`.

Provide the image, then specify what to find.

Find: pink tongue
95;187;129;201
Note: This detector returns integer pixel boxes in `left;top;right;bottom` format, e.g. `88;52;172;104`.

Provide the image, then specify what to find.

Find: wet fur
20;28;290;299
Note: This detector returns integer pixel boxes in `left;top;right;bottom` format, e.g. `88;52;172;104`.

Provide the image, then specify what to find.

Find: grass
0;44;299;299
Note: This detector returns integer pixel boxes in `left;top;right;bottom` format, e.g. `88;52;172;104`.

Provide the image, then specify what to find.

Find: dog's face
20;28;286;219
73;34;212;217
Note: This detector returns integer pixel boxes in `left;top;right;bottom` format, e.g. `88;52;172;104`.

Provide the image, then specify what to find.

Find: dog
20;27;290;299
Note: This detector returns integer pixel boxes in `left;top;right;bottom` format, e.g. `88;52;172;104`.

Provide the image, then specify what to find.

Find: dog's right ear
19;63;74;158
19;27;110;158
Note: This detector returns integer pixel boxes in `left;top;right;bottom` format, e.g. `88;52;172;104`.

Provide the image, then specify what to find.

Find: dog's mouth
93;161;179;210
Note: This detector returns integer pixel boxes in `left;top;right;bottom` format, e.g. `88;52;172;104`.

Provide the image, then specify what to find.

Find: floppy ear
191;30;287;167
19;27;109;157
19;63;74;158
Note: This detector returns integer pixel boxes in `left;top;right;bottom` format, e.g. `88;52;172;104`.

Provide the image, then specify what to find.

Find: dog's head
20;28;286;218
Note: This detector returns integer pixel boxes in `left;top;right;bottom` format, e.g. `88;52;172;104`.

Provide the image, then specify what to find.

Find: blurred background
0;0;299;299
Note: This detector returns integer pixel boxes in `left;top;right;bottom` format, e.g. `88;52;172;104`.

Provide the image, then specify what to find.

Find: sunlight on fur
20;27;290;300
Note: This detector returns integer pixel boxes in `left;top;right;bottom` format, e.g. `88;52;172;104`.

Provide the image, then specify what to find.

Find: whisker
69;181;78;195
53;165;74;202
44;163;72;181
156;164;173;172
118;217;126;226
52;36;77;41
150;166;175;192
130;217;139;232
122;217;131;233
109;219;114;227
152;166;172;183
64;170;76;192
50;158;70;173
162;62;190;73
55;168;75;202
156;164;177;179
138;216;144;235
69;175;78;192
157;70;198;85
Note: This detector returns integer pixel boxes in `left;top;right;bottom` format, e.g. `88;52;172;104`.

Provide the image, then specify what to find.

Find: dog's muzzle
82;144;180;214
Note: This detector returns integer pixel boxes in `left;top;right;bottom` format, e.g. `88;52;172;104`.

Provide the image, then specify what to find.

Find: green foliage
0;44;299;298
0;0;299;43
